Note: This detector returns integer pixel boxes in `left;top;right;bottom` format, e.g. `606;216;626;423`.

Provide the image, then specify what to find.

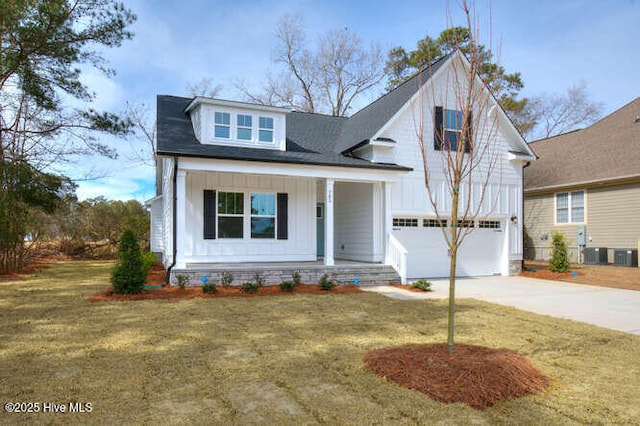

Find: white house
148;51;535;285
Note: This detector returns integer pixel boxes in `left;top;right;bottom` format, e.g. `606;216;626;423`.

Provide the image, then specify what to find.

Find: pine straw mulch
89;266;362;302
364;344;550;410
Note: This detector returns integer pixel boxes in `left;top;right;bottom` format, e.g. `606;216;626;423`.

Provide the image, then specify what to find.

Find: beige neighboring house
524;96;640;263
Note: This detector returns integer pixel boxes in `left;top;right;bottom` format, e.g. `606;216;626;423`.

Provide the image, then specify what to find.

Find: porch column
324;179;335;266
175;169;187;268
383;181;392;264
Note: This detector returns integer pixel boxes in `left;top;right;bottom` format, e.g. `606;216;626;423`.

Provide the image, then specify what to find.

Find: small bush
240;281;261;294
292;270;302;286
111;229;145;294
176;274;189;289
220;271;234;288
411;279;432;292
549;231;570;273
318;273;335;291
202;283;217;294
253;271;267;287
279;280;297;292
141;252;157;275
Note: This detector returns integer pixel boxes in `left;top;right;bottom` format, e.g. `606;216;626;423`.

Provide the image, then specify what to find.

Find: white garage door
392;220;504;279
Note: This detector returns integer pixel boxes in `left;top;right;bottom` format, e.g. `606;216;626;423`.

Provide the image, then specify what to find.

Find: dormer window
259;117;274;143
237;114;252;140
214;112;230;138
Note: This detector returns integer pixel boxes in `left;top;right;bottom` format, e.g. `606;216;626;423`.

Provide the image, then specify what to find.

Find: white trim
178;157;407;182
175;170;187;268
185;96;291;114
324;179;335;266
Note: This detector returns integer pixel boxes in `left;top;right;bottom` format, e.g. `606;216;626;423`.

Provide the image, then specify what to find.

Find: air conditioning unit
583;247;608;265
613;249;638;267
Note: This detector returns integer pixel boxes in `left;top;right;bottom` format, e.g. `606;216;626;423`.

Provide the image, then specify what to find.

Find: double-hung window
214;112;230;139
434;106;471;152
258;117;274;143
237;114;252;140
251;193;276;238
217;192;243;238
556;191;585;224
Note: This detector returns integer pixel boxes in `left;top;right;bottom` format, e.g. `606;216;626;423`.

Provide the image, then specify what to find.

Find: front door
316;203;324;256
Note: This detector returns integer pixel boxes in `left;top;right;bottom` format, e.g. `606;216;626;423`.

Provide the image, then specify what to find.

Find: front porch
170;259;400;287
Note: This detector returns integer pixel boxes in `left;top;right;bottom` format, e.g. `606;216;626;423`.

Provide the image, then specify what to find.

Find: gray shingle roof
525;97;640;192
156;95;411;171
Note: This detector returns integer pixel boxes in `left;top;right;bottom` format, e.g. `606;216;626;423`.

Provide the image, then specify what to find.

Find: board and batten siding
333;181;383;262
375;65;525;260
181;171;316;263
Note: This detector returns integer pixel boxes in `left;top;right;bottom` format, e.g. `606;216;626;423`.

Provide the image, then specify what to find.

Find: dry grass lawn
1;261;640;424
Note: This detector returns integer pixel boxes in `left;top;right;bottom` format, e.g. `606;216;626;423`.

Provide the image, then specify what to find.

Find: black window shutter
277;193;288;240
434;106;443;151
465;110;473;153
203;190;216;239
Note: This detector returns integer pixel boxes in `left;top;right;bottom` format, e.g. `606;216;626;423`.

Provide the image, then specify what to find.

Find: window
214;112;230;139
217;192;243;238
393;218;418;227
556;191;585;224
250;193;276;238
424;218;447;228
479;220;501;229
237;114;252;140
434;106;471;152
259;117;274;143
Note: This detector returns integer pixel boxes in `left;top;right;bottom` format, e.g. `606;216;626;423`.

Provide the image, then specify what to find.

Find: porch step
170;264;400;287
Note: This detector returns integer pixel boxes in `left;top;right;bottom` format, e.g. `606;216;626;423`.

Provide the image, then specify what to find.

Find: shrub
202;283;217;294
111;229;145;294
176;274;189;289
240;281;261;294
411;279;432;292
292;270;302;286
318;273;335;291
549;231;570;273
141;251;157;275
220;271;234;288
279;280;297;292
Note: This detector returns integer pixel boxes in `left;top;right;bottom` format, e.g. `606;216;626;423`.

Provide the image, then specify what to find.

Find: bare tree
525;82;603;140
124;102;156;167
236;14;384;116
415;2;505;353
186;78;223;99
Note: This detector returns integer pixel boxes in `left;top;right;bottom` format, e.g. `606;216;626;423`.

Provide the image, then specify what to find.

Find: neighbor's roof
156;95;413;171
525;97;640;193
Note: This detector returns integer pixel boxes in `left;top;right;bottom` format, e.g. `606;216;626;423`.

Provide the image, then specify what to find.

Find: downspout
164;155;179;284
521;161;531;272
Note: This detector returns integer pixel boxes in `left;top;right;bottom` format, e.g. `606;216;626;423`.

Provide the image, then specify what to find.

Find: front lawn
1;261;639;423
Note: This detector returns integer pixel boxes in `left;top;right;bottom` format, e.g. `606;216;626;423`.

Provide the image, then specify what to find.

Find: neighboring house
524;97;640;262
149;51;535;285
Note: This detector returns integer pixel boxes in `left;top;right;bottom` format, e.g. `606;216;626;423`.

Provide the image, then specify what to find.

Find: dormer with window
185;97;289;151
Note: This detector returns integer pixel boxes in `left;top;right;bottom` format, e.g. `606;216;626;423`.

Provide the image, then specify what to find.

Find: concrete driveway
363;276;640;335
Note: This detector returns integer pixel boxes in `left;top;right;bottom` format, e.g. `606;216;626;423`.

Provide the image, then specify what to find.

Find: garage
392;218;505;279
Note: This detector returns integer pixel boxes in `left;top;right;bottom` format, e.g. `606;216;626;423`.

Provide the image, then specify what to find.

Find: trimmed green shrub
202;283;217;294
279;280;297;292
549;231;570;273
240;281;261;294
411;279;432;292
318;273;335;291
292;270;302;286
176;274;189;289
111;229;145;294
141;251;157;275
220;271;234;288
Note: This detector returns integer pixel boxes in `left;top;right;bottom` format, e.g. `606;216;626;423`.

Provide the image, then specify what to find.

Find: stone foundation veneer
509;260;522;275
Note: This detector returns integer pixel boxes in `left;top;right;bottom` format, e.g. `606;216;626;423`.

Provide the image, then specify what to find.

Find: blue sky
69;0;640;202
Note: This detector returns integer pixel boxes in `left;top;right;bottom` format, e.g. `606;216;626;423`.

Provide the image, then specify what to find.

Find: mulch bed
90;265;362;302
389;283;432;293
364;344;550;410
